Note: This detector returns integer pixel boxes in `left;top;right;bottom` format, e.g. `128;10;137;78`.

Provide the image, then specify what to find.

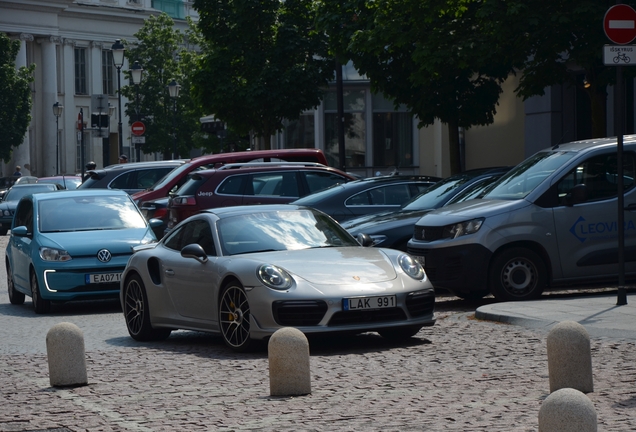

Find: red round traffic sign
131;121;146;136
604;4;636;45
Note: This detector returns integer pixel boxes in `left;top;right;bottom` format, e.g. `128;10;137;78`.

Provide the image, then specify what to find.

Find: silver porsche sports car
120;205;435;351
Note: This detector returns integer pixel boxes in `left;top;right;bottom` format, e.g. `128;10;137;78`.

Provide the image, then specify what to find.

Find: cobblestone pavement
1;234;635;431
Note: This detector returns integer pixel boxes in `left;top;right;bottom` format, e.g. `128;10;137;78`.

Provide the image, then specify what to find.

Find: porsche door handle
164;269;175;276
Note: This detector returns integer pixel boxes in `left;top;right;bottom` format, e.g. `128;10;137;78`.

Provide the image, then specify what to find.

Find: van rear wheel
489;247;546;301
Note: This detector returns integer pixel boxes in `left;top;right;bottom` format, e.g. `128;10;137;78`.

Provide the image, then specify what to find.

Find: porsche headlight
442;218;484;240
398;254;425;280
39;247;72;262
258;264;292;290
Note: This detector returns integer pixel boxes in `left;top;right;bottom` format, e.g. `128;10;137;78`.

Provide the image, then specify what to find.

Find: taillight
173;196;196;205
154;208;168;219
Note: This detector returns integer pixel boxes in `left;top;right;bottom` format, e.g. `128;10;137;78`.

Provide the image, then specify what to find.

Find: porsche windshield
218;209;359;255
482;151;576;200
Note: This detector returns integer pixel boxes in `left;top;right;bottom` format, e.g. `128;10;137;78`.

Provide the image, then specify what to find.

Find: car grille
272;300;328;326
405;290;435;317
413;226;443;241
328;308;406;326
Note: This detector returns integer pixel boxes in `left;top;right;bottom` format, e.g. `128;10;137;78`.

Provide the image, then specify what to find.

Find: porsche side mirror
181;243;208;263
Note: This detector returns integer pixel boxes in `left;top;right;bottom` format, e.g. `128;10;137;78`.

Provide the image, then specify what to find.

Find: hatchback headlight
40;247;72;262
442;218;484;240
258;264;292;290
398;254;425;280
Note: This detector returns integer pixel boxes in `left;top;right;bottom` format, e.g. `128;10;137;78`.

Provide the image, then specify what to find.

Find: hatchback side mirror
356;233;374;247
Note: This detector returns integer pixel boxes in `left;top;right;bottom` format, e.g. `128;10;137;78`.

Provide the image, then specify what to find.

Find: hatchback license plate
343;295;397;311
86;273;121;284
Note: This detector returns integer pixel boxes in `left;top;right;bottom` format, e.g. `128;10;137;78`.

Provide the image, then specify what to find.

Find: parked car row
6;138;636;353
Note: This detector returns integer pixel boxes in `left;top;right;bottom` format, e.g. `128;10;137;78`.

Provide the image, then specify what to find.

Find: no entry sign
604;4;636;45
131;121;146;136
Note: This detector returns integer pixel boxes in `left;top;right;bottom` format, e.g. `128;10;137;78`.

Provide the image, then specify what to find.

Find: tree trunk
587;84;607;139
446;118;461;175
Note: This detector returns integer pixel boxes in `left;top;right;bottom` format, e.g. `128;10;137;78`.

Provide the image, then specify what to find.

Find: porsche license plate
86;273;121;284
343;295;397;311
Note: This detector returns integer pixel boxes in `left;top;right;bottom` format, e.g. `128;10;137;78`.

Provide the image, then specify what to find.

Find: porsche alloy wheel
219;282;253;352
31;271;50;314
6;262;24;305
123;274;171;341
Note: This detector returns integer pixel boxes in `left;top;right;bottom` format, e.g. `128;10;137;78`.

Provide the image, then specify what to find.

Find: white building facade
0;0;197;176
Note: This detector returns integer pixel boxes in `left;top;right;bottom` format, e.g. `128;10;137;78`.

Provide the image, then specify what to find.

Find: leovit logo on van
569;216;636;243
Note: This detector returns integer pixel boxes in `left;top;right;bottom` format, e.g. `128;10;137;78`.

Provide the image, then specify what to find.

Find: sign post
603;3;636;306
131;121;146;162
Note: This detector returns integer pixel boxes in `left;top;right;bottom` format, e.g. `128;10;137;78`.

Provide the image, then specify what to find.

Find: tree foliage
316;0;520;174
0;33;34;163
192;0;335;146
509;0;636;139
121;14;206;159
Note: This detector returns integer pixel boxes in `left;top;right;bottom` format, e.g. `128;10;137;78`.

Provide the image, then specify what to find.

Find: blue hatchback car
6;189;157;313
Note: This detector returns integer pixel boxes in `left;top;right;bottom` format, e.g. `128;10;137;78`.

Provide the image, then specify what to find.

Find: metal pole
117;66;123;157
616;63;627;306
336;60;346;171
135;85;141;162
55;115;59;175
172;98;177;159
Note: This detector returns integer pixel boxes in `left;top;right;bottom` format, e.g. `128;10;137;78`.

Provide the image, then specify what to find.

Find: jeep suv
131;148;329;205
164;162;355;232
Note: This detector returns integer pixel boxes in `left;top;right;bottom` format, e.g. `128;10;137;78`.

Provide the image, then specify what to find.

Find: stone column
38;36;61;177
62;39;76;175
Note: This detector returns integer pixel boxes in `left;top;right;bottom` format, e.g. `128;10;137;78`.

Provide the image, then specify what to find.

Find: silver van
406;136;636;301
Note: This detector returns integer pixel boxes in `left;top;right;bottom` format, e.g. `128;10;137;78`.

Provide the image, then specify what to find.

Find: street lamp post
130;61;143;162
52;102;63;174
111;39;125;158
168;79;180;159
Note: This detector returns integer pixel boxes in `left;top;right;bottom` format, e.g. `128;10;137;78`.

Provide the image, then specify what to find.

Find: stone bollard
546;320;593;393
268;327;311;396
46;322;88;387
538;387;597;432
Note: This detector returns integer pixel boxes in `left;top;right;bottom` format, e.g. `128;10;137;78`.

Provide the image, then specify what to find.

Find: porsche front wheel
219;282;254;352
123;274;171;341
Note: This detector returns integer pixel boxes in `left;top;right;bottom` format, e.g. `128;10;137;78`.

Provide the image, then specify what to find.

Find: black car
79;160;186;195
0;183;61;235
291;175;441;223
341;167;511;251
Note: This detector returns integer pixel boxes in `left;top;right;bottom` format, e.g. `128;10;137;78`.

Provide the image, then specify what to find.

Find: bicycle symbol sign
604;45;636;66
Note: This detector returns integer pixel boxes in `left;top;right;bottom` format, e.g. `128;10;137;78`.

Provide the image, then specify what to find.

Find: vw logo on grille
97;249;112;263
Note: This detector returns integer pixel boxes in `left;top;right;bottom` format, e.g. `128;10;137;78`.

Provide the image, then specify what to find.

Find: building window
373;113;413;167
74;47;87;95
284;114;315;148
102;50;114;96
152;0;184;19
324;90;366;168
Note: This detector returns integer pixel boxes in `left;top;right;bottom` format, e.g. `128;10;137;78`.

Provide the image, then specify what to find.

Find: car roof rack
217;162;327;170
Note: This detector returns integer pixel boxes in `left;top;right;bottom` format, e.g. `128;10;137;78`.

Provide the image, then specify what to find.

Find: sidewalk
476;290;636;340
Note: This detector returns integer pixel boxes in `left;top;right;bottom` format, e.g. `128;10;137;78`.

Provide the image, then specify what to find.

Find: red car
131;148;329;205
164;162;356;233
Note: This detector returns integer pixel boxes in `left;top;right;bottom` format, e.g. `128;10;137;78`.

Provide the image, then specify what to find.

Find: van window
484;151;577;200
556;153;636;205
